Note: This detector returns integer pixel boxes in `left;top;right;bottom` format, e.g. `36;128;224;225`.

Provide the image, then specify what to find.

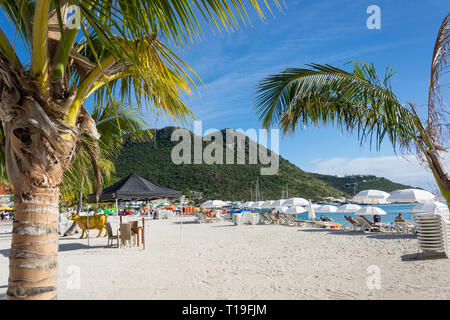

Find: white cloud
309;154;450;192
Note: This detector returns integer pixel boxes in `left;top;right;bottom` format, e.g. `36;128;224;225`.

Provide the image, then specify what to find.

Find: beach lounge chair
259;213;272;225
395;220;416;234
195;212;205;223
196;212;214;223
106;223;119;248
284;214;307;227
354;216;378;232
344;216;363;232
308;218;329;228
267;212;282;224
415;213;449;258
355;216;389;232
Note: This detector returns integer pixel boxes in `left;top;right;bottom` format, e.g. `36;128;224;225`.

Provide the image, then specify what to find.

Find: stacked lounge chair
415;212;449;258
233;211;259;226
233;212;244;225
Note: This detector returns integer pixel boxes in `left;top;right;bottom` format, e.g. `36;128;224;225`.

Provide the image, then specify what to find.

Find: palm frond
61;99;150;200
255;61;416;151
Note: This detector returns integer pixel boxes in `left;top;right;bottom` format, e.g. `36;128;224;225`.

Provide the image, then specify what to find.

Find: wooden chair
106;223;119;248
120;223;132;247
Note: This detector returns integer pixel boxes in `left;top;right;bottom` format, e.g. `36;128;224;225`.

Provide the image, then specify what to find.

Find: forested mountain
112;127;411;201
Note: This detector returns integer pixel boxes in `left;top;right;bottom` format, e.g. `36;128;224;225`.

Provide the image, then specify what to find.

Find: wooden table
131;226;145;249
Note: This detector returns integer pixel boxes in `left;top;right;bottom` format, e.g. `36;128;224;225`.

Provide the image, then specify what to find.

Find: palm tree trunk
1;54;78;300
7;187;59;300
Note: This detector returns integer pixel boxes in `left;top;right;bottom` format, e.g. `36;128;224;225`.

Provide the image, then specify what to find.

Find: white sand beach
1;217;449;300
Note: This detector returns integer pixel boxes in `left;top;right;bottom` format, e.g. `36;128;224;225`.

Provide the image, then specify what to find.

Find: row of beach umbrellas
201;189;447;220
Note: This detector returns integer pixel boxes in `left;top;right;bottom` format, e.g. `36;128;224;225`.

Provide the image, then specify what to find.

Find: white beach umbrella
283;197;309;207
413;201;447;213
352;190;390;204
387;189;435;203
355;206;387;216
316;205;338;213
260;200;276;209
387;188;436;222
274;206;289;213
201;200;228;208
285;206;306;214
272;199;288;208
242;201;255;208
307;199;316;220
250;201;265;209
337;204;362;213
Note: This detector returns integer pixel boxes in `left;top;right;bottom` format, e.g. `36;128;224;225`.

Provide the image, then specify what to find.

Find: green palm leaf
256;61;416;151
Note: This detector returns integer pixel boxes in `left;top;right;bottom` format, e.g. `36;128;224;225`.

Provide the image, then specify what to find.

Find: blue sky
1;1;448;191
158;0;449;191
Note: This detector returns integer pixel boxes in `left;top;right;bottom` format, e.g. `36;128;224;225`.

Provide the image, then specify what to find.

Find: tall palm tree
256;14;449;206
0;0;280;299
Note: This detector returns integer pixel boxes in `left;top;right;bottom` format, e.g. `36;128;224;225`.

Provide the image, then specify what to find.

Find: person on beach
268;210;280;221
320;215;332;222
347;215;358;225
394;213;414;228
395;213;405;222
373;214;394;229
373;214;382;223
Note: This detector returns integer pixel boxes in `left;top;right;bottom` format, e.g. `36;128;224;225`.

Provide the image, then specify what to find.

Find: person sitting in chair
373;214;382;223
320;215;333;222
395;213;406;222
395;213;414;227
268;210;280;221
346;215;358;225
373;214;393;229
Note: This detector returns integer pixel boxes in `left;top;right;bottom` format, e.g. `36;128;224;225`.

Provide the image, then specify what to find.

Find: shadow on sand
171;221;199;225
58;243;110;252
298;228;417;240
0;249;9;257
0;242;113;256
401;252;448;261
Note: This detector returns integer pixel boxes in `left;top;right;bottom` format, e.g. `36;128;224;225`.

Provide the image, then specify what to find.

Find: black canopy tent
88;173;182;203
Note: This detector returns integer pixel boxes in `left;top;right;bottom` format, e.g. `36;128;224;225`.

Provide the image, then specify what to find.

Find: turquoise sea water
261;203;448;226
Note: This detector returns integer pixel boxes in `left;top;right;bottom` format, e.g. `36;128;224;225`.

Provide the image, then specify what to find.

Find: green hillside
112;127;410;201
310;173;413;197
